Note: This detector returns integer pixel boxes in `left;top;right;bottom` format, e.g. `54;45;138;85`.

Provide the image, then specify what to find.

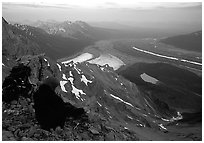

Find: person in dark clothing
33;77;67;130
33;76;85;130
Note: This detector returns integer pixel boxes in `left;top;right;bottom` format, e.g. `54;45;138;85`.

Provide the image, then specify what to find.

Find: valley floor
57;39;202;141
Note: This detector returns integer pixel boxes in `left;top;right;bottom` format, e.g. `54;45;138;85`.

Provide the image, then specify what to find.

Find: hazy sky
2;1;202;31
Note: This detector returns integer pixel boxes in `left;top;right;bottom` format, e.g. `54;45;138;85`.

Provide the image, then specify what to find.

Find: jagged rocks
2;90;141;141
105;131;115;141
2;131;16;141
21;137;34;141
2;64;32;102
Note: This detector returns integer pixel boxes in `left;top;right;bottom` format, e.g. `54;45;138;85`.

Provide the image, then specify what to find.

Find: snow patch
138;124;145;127
81;75;92;86
59;28;66;32
69;71;73;77
97;101;102;107
100;67;105;71
127;115;133;120
68;77;74;84
44;58;50;66
159;124;167;130
60;81;68;92
73;65;82;74
62;74;67;80
124;127;128;130
71;85;86;99
56;63;62;71
68;77;86;99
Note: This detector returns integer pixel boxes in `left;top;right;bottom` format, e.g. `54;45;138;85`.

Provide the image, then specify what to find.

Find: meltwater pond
140;73;159;84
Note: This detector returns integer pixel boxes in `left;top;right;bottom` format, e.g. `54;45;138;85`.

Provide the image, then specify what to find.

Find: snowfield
61;53;93;64
61;52;125;70
88;54;125;70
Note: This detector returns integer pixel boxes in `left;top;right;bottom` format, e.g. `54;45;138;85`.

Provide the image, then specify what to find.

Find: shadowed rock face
33;77;85;130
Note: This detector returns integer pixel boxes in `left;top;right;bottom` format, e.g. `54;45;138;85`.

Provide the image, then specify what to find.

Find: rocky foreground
2;55;139;141
2;54;202;141
3;96;138;141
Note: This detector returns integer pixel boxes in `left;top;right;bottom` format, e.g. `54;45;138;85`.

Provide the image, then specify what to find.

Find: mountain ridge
160;31;202;52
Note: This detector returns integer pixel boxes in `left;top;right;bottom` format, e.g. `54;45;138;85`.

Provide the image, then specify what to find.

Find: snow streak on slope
104;90;134;108
44;58;50;66
56;63;62;71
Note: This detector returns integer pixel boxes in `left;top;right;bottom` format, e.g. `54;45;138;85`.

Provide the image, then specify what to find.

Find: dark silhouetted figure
33;77;66;130
33;76;85;130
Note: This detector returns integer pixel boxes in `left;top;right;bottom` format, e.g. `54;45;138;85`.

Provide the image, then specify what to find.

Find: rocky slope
2;17;42;82
2;17;41;67
3;53;200;141
2;55;140;141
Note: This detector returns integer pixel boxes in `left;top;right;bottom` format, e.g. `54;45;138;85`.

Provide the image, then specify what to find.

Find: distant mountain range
30;20;108;40
160;31;202;52
3;18;97;60
31;20;183;41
